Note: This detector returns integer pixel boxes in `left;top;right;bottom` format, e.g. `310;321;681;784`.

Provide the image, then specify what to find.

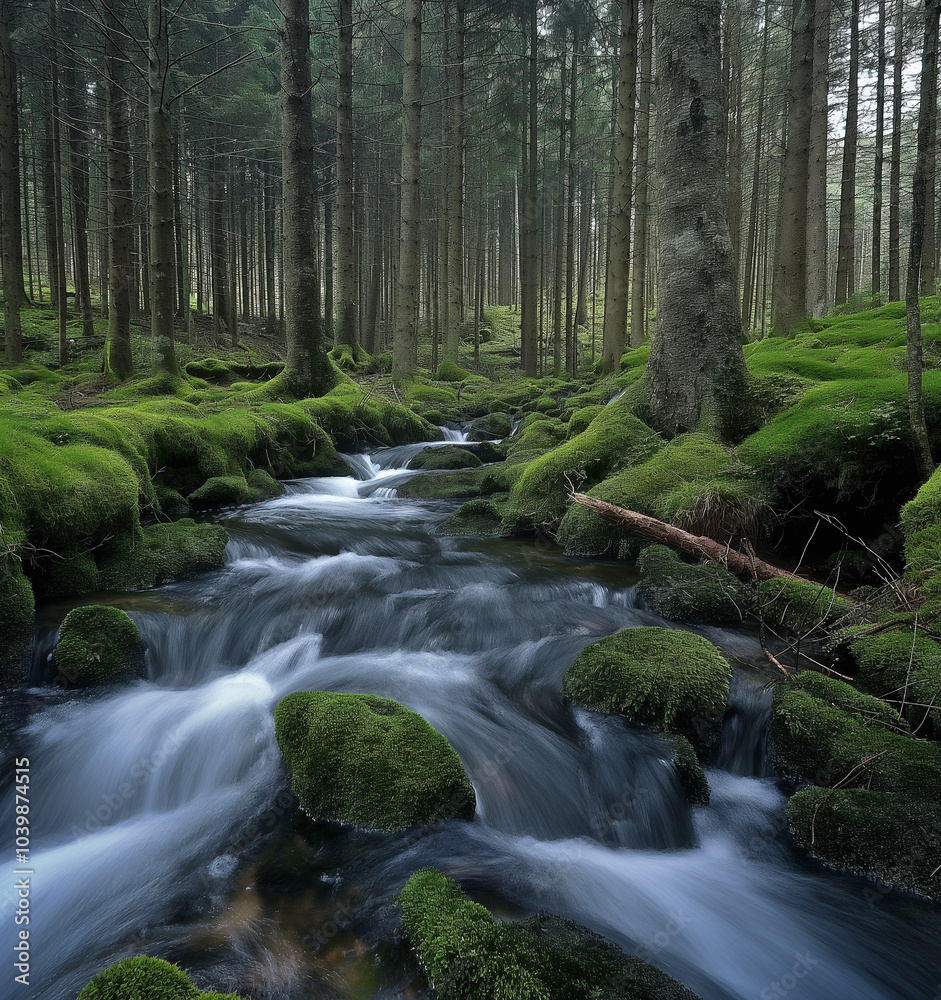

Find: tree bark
771;0;814;336
335;0;357;348
872;0;887;301
209;149;233;344
552;51;567;377
630;0;653;349
906;0;940;482
834;0;859;306
281;0;336;396
646;0;748;438
50;0;68;366
519;2;539;376
393;0;422;380
805;0;830;318
888;0;904;301
0;0;22;364
601;0;638;373
444;0;466;365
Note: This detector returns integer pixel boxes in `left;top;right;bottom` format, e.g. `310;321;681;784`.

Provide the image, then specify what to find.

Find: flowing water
3;436;940;1000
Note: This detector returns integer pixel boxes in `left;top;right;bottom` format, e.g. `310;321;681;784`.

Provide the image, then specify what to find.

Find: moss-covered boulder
245;468;284;500
666;733;711;805
462;440;506;464
901;466;941;607
77;955;244;1000
566;405;604;437
274;691;476;832
562;627;732;753
636;546;752;625
187;475;258;509
756;578;852;634
408;445;483;472
785;788;941;902
850;629;941;738
501;406;662;533
436;360;471;382
468;411;512;441
0;562;35;685
97;520;228;591
184;358;231;382
439;498;509;537
768;672;941;801
33;554;100;601
397;465;508;501
54;605;145;687
399;869;701;1000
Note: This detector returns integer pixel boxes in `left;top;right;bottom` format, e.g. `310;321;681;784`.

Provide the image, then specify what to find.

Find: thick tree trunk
50;1;68;366
393;0;422;381
551;52;567;377
519;3;539;376
444;0;466;365
263;156;278;335
805;0;830;318
921;88;937;295
646;0;748;438
148;0;178;374
600;0;638;374
888;0;904;301
0;0;22;364
281;0;336;396
834;0;859;306
335;0;357;348
872;0;887;301
209;150;233;344
630;0;653;349
105;0;133;379
906;0;940;482
771;0;815;336
574;170;593;332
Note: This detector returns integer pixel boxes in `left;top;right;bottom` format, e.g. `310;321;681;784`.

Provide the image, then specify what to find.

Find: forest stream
5;434;941;1000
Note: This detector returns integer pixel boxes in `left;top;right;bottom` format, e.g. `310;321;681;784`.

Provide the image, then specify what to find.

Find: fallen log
568;492;807;584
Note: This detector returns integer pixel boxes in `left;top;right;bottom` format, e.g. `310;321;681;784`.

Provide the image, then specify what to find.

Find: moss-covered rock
756;578;852;634
637;546;752;625
461;440;506;464
436;360;471;382
439;498;509;537
768;672;941;801
786;788;941;901
0;562;34;685
501;404;662;534
566;405;604;437
33;554;100;601
274;691;476;832
54;605;145;687
408;445;483;472
666;733;711;805
850;629;941;738
154;485;189;520
187;475;257;509
901;466;941;606
77;955;245;1000
399;869;701;1000
184;358;231;381
98;520;228;591
468;411;512;441
396;465;508;501
562;627;731;753
245;467;284;500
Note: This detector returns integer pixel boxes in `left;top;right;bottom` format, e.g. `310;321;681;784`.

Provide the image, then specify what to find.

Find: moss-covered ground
77;955;244;999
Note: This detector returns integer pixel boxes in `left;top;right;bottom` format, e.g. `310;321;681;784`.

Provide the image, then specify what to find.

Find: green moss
184;358;231;381
55;605;145;687
768;672;941;802
98;520;228;591
0;561;34;684
439;498;509;537
566;405;603;437
786;788;941;901
246;468;284;500
468;411;512;441
77;955;245;1000
328;342;372;372
274;691;476;831
502;404;662;534
187;475;257;509
154;485;189;520
901;466;941;604
33;554;100;601
756;578;853;633
666;733;711;805
408;445;483;472
396;465;508;501
636;546;752;625
850;629;941;738
399;869;700;1000
562;627;731;752
436;360;471;382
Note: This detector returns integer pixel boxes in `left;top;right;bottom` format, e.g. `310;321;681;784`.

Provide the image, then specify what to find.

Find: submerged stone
54;605;145;687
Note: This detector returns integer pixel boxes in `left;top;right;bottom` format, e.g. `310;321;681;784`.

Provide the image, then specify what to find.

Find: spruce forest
3;1;941;999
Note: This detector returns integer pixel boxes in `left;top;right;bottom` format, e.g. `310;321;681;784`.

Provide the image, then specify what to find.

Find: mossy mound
756;578;852;634
399;869;701;1000
901;466;941;606
461;440;506;464
666;733;711;805
245;468;284;500
329;342;372;373
785;787;941;901
77;955;244;1000
566;405;604;437
439;498;509;537
557;433;770;558
436;360;472;382
850;629;941;738
562;627;731;753
97;520;228;591
397;465;508;501
0;561;35;685
154;485;189;520
274;691;476;832
501;404;662;534
33;554;100;601
468;411;512;441
184;358;231;382
187;475;258;509
408;445;483;472
636;546;752;625
54;605;145;687
768;672;941;802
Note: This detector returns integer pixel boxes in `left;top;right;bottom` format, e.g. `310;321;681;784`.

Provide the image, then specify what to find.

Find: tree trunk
771;0;815;336
646;0;748;438
834;0;859;306
888;0;904;301
906;0;940;482
209;149;232;344
600;0;638;373
630;0;653;348
552;51;567;378
805;0;830;318
444;0;466;364
334;0;357;348
281;0;336;396
519;2;539;376
0;0;22;364
393;0;422;380
105;0;133;379
872;0;887;301
50;0;68;366
564;39;579;373
148;0;178;374
921;86;937;295
263;156;278;335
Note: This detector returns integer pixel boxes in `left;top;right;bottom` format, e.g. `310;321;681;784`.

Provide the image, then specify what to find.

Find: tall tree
906;0;940;481
771;0;815;336
600;0;639;373
335;0;357;349
0;0;22;363
872;0;887;300
834;0;860;306
519;2;539;376
630;0;653;348
443;0;466;365
888;0;904;301
393;0;422;380
806;0;830;318
646;0;747;436
281;0;336;395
